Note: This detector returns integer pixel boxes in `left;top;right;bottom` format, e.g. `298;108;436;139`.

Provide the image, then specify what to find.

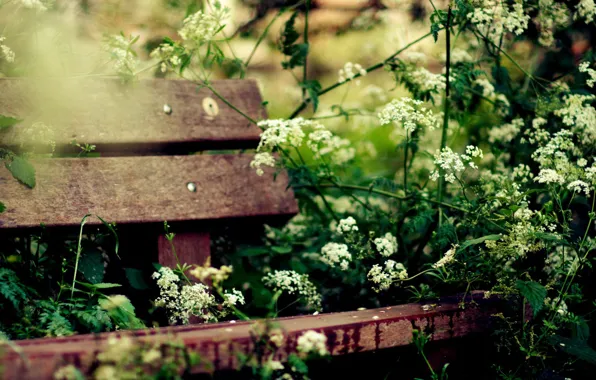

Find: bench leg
157;231;211;269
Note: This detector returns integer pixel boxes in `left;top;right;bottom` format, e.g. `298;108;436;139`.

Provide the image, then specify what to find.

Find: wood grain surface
0;154;298;228
2;291;499;379
0;79;265;153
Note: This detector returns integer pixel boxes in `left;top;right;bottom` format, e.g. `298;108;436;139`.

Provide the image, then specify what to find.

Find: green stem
403;131;409;193
71;214;91;299
302;0;311;99
287;29;441;119
437;5;452;226
205;83;257;125
307;183;467;212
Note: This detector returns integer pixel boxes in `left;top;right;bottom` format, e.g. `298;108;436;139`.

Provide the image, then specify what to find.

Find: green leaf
78;250;104;284
238;247;270;257
5;156;36;188
271;246;293;255
516;280;547;317
0;115;22;129
549;336;596;365
459;234;501;250
301;80;322;112
125;268;149;290
287;354;308;374
0;202;5;213
283;43;309;69
79;282;121;289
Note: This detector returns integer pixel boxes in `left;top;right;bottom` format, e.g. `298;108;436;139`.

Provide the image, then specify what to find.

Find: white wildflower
223;289;246;308
489;118;524;144
580;62;596;87
103;34;139;78
430;146;483;183
567;180;591;196
374;233;398;257
367;260;408;292
262;270;322;311
296;330;328;356
433;244;458;269
534;169;565;185
250;152;276;176
179;1;230;44
576;0;596;24
338;62;367;84
0;36;15;63
321;242;352;270
336;217;358;235
378;97;439;133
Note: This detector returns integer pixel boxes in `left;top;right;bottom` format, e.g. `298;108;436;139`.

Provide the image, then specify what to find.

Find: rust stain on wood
2;292;499;379
0;154;298;228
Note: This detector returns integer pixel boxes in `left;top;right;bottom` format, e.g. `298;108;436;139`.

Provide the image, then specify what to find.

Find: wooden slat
2;291;499;379
0;79;265;153
158;231;211;268
0;154;298;228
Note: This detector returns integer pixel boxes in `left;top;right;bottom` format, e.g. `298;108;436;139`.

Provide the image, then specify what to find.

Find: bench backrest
0;78;298;266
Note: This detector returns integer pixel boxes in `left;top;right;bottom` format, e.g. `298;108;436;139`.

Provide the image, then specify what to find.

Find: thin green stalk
310;183;468;213
302;0;311;99
243;4;302;76
288;29;441;118
437;5;452;226
204;83;257;124
71;214;91;299
403;131;409;193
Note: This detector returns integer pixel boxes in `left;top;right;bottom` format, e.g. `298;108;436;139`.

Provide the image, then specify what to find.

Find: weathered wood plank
158;231;211;268
0;154;298;228
0;79;265;153
2;292;498;379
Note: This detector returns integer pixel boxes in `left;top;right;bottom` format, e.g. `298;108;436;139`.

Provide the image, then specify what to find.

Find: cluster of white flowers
150;44;182;73
367;260;408;292
336;217;358;235
378;97;439;133
488;118;524;144
373;232;398;257
296;330;329;356
250;152;276;176
430;145;483;184
522;117;549;144
320;242;352;270
534;169;565;185
468;0;530;39
529;125;594;195
0;36;15;63
534;0;570;47
576;0;596;23
251;118;355;174
361;85;388;105
103;34;138;78
402;51;427;65
579;62;596;88
178;2;230;44
433;244;458;269
474;78;495;98
262;270;322;311
448;48;474;64
554;94;596;145
544;297;570;317
152;267;218;324
407;67;448;93
338;62;367;84
223;289;246;308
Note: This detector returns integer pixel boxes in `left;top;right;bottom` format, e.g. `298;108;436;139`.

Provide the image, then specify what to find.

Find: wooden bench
0;78;497;378
0;78;298;268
